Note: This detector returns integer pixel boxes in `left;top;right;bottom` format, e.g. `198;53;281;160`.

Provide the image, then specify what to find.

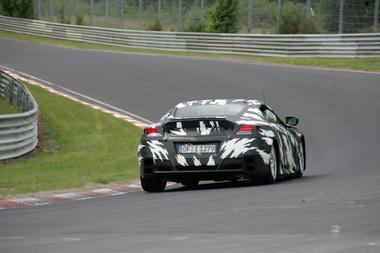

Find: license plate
179;144;216;154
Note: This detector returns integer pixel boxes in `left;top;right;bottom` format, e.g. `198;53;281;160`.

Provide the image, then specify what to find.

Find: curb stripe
0;182;178;210
1;68;149;129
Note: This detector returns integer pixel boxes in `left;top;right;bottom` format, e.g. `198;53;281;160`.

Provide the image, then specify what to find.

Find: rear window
174;104;245;118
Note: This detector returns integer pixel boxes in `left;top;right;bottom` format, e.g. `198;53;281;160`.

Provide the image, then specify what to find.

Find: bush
208;0;239;33
0;0;34;19
148;19;162;31
56;1;68;24
238;0;277;34
184;22;207;33
74;10;85;26
182;2;208;33
279;3;320;34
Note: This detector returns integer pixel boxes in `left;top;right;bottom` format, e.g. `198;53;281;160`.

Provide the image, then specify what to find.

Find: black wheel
295;143;305;178
262;146;278;184
140;176;167;192
181;178;199;188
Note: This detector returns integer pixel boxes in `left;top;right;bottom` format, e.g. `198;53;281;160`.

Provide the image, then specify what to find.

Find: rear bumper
138;136;273;182
140;154;268;182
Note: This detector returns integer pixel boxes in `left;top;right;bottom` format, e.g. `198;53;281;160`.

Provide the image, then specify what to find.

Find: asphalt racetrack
1;37;380;253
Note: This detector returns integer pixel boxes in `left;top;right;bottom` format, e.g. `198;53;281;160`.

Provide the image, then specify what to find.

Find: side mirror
286;116;299;126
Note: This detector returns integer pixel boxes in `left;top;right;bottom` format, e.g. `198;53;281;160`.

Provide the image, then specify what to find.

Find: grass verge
0;99;20;114
0;82;142;199
1;29;379;72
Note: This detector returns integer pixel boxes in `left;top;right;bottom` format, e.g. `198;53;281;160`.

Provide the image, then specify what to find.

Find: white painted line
1;66;151;129
127;183;142;189
92;188;126;196
54;193;93;200
9;197;49;206
0;65;153;124
61;237;82;242
330;225;340;234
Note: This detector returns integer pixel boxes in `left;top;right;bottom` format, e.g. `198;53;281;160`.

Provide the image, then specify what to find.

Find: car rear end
139;117;272;183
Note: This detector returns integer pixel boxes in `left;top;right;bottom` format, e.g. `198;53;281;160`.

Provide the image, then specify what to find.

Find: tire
262;146;278;184
295;143;305;178
181;178;199;188
140;176;167;192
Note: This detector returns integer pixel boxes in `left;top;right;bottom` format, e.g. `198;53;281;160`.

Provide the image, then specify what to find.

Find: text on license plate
179;144;216;154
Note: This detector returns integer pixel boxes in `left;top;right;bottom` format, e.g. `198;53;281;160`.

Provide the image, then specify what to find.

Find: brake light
147;127;161;136
238;125;259;134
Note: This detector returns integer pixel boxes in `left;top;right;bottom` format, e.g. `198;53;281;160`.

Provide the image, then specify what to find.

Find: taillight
237;125;259;134
146;127;161;136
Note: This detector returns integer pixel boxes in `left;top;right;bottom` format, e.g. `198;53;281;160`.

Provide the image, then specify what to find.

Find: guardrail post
120;0;125;28
201;0;204;22
38;0;42;20
50;0;54;21
139;0;142;28
106;0;109;26
306;0;311;19
22;91;27;112
338;0;344;34
8;79;14;105
276;0;281;33
17;86;22;108
90;0;94;26
178;0;182;31
158;0;161;22
248;0;252;33
374;0;379;32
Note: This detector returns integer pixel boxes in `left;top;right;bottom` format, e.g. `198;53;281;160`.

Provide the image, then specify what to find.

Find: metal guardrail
0;70;38;160
1;15;380;57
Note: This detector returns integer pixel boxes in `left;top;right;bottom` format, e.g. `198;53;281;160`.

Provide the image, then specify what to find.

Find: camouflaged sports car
138;99;305;192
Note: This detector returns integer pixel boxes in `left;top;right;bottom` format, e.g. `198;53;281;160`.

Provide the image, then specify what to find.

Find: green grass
0;99;19;114
0;82;142;198
1;29;379;72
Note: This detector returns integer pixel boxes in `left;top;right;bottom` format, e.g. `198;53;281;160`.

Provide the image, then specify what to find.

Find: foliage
279;2;320;34
208;0;238;33
238;0;277;33
55;1;69;24
184;22;207;32
0;0;34;19
182;1;209;33
74;10;85;26
148;19;162;31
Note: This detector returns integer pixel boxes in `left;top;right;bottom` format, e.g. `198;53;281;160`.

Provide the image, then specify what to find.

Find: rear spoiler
168;117;227;121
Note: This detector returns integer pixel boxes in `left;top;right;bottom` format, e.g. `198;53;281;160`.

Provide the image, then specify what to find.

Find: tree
208;0;239;33
0;0;34;19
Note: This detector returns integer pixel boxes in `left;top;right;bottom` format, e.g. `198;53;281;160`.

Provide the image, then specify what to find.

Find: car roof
174;99;263;109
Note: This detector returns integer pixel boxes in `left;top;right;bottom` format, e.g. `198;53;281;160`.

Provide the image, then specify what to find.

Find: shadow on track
164;174;327;193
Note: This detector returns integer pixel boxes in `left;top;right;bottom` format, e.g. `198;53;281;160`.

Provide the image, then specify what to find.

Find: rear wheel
295;144;305;178
140;176;167;192
181;178;199;188
262;146;278;184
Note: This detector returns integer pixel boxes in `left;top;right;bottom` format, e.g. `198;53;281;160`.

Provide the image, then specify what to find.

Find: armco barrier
0;70;38;160
1;15;380;57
